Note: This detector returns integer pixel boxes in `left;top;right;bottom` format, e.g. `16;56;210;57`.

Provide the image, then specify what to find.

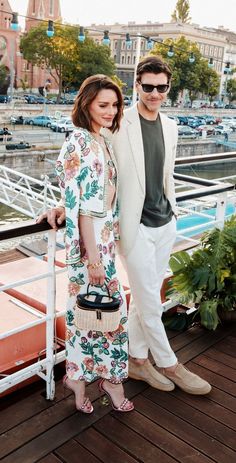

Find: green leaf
65;187;77;210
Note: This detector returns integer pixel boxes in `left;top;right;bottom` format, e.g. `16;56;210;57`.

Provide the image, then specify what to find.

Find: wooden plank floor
1;323;236;463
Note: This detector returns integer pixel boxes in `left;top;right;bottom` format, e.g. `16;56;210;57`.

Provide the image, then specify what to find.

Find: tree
171;0;192;23
69;37;116;89
20;23;116;99
0;64;9;94
200;67;219;103
226;78;236;102
150;36;220;105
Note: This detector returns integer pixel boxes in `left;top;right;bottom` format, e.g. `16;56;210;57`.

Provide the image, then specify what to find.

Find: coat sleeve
55;131;106;264
167;121;178;216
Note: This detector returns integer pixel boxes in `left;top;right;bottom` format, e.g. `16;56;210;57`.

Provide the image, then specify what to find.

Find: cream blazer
103;104;178;256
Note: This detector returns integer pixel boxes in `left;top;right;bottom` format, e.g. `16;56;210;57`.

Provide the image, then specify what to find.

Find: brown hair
72;75;123;133
136;56;172;83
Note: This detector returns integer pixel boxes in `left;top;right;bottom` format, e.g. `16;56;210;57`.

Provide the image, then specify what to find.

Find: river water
0;203;28;226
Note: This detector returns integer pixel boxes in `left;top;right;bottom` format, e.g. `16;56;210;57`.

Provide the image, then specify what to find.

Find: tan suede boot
161;363;211;395
128;358;175;391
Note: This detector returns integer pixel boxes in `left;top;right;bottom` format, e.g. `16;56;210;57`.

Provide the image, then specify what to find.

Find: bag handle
86;283;111;298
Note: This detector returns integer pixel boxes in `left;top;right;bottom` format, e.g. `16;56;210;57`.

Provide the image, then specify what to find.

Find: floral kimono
56;128;128;383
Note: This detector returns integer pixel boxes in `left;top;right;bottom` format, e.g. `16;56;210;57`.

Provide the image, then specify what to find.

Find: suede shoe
128;359;175;391
161;363;211;395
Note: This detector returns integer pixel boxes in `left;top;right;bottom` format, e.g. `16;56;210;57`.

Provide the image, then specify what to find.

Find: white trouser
122;216;177;368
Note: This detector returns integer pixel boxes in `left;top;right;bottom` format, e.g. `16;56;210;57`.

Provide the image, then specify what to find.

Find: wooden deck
1;323;236;463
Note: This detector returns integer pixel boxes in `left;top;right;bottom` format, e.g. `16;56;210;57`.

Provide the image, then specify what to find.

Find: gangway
0;166;60;218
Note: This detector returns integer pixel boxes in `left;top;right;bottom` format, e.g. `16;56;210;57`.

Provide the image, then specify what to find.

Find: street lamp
132;33;141;105
9;13;20;102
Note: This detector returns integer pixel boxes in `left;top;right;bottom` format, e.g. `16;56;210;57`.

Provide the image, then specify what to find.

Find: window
121;55;125;64
210;46;214;56
127;55;130;64
32;0;36;14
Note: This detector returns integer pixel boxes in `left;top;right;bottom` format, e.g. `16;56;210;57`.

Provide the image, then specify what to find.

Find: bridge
0;166;59;218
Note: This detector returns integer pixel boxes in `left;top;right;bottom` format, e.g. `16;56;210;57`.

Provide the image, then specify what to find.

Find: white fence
0;174;235;398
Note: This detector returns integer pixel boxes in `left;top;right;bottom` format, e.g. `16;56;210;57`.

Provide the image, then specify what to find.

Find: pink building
0;0;61;94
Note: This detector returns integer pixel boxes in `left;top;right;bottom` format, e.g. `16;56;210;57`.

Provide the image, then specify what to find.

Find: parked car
10;115;24;124
177;116;189;125
51;119;74;132
178;126;199;139
212;101;224;108
215;116;222;124
204;116;216;125
50;117;71;131
221;117;233;124
6;141;31;151
24;115;55;127
168;115;180;125
0;128;12;141
0;95;11;103
24;95;53;104
196;125;215;136
214;125;233;135
195;116;207;125
123;95;132;106
225;103;236;109
188;119;202;128
50;96;75;104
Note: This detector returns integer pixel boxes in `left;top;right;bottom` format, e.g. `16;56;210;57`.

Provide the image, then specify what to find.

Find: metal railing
0;166;59;218
0;174;235;398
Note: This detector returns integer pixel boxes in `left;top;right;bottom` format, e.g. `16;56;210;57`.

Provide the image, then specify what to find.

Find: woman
56;75;133;413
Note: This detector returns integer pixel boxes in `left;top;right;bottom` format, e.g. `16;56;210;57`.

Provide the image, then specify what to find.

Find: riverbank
0;140;235;179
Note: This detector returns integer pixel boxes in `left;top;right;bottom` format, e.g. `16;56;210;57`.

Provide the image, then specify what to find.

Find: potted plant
167;215;236;330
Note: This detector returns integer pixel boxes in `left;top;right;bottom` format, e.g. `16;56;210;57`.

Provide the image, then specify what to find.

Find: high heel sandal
99;378;134;412
63;375;94;414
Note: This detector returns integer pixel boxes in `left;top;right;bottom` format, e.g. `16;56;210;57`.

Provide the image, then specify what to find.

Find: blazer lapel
126;105;145;193
159;113;170;175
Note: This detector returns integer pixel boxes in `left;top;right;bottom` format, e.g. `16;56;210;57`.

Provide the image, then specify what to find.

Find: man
38;57;211;395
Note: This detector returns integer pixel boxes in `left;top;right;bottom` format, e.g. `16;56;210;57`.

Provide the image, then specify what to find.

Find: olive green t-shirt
140;114;173;227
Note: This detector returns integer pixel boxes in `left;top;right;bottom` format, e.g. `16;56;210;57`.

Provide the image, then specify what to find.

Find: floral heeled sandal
99;378;134;412
63;375;94;414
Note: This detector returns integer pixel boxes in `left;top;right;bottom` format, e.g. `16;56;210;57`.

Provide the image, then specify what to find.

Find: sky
9;0;236;33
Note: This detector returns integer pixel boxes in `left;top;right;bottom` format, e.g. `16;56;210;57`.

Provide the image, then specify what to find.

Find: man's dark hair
136;56;172;83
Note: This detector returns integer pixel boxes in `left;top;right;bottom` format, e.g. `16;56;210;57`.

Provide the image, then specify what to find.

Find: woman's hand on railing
36;206;66;231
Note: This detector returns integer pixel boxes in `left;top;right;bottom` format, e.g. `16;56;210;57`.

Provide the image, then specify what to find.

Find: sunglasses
139;82;169;93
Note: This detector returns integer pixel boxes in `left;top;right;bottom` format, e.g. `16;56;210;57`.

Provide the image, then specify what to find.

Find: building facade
0;2;235;99
0;0;61;94
87;21;236;99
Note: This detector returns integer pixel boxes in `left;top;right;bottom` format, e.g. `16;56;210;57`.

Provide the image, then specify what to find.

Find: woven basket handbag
75;284;120;332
